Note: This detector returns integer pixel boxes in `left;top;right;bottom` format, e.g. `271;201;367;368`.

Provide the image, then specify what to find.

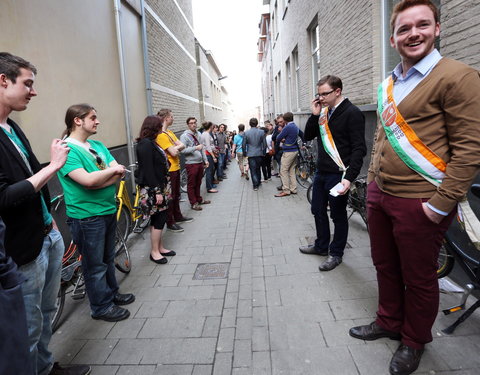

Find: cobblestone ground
50;163;480;375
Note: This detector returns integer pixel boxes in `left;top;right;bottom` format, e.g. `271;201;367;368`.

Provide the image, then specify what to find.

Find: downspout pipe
140;0;153;115
113;0;135;190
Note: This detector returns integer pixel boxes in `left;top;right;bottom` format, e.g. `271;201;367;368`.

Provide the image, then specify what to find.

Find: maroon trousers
368;181;455;349
167;170;183;226
185;163;204;205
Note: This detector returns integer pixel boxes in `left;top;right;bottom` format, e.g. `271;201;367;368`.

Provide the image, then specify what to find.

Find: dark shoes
389;344;424;375
276;185;283;191
177;216;193;223
167;223;184;232
92;305;130;322
299;245;328;256
318;255;342;271
274;192;290;197
349;321;401;341
160;250;176;256
49;362;91;375
150;254;168;264
113;293;135;306
199;200;211;205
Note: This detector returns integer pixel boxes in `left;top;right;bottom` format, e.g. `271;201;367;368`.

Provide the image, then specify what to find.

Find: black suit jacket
135;138;169;189
304;98;366;182
0;118;51;266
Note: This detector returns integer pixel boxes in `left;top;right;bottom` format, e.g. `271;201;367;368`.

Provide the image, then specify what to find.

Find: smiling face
1;68;37;112
390;4;440;72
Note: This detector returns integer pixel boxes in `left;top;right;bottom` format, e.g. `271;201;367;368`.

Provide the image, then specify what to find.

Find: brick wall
440;0;480;70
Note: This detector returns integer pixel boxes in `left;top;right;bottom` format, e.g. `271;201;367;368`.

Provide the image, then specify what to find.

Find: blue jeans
311;172;349;257
68;214;118;316
19;228;63;375
248;156;263;188
217;153;225;179
206;154;215;190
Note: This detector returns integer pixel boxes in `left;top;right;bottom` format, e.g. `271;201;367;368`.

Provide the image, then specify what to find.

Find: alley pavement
50;164;480;375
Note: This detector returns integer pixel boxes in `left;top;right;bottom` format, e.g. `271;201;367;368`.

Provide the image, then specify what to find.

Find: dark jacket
0;216;32;375
135;138;169;189
304;98;366;182
0;119;51;266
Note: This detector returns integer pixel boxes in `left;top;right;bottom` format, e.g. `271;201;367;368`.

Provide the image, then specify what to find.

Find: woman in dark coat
136;116;176;264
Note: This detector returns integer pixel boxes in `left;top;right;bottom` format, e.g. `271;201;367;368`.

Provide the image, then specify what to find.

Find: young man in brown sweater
349;1;480;374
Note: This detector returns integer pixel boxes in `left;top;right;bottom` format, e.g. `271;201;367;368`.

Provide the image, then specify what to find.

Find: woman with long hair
135;116;175;264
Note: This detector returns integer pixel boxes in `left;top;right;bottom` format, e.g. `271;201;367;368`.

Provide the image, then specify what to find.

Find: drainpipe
113;0;135;191
140;0;153;115
381;0;386;80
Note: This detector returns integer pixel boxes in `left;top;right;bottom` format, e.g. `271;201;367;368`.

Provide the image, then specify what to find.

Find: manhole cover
193;263;230;280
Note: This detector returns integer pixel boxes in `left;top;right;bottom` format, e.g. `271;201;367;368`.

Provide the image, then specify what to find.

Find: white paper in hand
329;182;344;197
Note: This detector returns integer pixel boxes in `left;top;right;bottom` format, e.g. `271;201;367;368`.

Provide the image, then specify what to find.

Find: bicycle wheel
296;161;311;188
114;228;131;273
180;168;188;193
437;238;455;278
117;205;132;242
307;183;313;204
51;283;67;332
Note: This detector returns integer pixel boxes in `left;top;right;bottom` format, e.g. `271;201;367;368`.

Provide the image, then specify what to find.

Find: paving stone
107;318;146;339
152;364;193;375
202;316;221;337
134;301;169;318
233;339;252;368
89;366;119;375
221;308;237;328
115;365;156;374
252;351;272;375
140;338;216;364
217;327;235;352
138;316;205;338
72;339;118;365
253;326;270;352
236;317;253;340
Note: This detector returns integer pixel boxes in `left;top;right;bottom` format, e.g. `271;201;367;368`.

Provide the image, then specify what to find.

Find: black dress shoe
92;305;130;322
49;362;91;375
349;321;401;341
150;254;168;264
176;216;193;223
389;344;424;375
299;245;328;256
318;255;342;271
113;293;135;306
160;250;176;256
167;223;184;232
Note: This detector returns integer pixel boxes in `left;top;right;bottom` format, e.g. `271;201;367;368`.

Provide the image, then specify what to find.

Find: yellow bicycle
114;167;150;273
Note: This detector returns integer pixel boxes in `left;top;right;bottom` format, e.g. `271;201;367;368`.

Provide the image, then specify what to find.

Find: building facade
258;0;479;134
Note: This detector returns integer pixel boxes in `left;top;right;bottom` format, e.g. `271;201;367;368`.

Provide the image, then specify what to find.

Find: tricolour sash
378;76;480;249
318;107;347;178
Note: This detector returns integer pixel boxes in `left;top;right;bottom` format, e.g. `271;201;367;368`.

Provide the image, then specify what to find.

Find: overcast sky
192;0;269;117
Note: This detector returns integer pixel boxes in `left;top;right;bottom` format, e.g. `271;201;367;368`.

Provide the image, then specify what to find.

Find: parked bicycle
436;184;480;334
50;194;85;332
296;143;316;189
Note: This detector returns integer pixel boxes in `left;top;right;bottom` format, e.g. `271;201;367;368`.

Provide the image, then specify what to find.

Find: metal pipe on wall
113;0;136;190
140;0;153;115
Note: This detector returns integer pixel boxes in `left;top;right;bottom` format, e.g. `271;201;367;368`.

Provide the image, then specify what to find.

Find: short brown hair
390;0;439;35
283;112;294;123
317;75;343;91
0;52;37;83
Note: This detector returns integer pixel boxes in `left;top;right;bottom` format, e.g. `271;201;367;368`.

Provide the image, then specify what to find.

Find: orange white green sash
318;107;347;178
378;76;446;186
378;76;480;249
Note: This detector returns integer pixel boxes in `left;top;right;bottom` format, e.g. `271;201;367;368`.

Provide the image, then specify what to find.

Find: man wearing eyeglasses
299;75;366;272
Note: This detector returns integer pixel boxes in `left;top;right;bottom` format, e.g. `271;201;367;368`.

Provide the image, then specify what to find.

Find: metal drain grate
193;263;230;280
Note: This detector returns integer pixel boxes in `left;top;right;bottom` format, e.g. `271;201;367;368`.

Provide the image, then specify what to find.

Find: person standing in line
299;75;366;272
135;116;176;265
156;109;193;233
180;117;211;211
274;112;299;197
0;52;90;375
349;2;480;374
59;103;135;323
242;117;267;191
216;123;227;180
263;125;273;182
231;124;248;180
200;121;218;193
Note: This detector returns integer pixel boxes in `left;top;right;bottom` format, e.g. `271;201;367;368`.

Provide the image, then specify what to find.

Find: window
309;22;320;96
286;58;292;111
292;47;300;111
275;73;282;113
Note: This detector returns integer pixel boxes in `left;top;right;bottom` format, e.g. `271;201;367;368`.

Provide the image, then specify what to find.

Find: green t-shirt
58;140;117;219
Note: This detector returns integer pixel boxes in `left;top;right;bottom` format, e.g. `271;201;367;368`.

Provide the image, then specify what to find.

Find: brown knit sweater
368;58;480;213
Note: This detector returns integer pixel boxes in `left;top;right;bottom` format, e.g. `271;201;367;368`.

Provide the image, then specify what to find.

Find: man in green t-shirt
58;103;135;322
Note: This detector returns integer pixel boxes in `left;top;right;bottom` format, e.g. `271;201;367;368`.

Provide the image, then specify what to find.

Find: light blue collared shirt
391;49;447;216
